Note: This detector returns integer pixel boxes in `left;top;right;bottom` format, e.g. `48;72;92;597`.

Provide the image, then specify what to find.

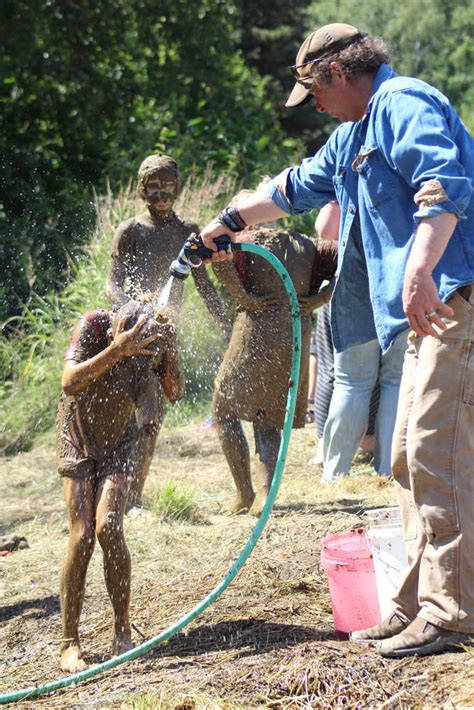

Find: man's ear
329;61;345;81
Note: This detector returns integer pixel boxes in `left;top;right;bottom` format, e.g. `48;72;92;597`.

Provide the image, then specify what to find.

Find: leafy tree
236;1;325;159
0;0;291;320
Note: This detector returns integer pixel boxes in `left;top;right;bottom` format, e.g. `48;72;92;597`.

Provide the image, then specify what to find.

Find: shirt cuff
267;170;294;214
414;200;465;223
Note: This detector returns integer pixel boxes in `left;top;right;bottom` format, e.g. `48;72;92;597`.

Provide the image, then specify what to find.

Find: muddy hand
114;314;159;357
298;297;317;317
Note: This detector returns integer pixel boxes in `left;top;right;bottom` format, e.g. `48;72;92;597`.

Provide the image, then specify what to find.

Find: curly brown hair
311;35;390;87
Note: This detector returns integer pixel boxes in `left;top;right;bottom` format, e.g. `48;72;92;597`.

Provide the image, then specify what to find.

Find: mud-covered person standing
57;302;183;673
107;154;230;508
212;190;337;516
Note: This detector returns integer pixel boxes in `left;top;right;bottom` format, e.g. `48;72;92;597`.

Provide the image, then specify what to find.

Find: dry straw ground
1;423;473;708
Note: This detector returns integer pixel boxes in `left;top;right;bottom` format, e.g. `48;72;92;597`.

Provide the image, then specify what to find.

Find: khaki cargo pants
391;285;474;632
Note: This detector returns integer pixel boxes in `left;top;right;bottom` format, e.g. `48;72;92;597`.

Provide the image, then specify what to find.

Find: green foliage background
0;0;298;320
1;0;472;452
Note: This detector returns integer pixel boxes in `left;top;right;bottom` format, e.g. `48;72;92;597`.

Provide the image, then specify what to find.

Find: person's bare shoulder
111;215;142;252
251;226;285;246
179;217;200;236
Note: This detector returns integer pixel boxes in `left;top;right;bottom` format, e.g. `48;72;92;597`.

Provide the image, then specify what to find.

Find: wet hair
310;35;390;87
111;301;147;334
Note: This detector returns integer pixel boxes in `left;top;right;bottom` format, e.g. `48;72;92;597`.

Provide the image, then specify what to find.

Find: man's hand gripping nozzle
169;234;232;280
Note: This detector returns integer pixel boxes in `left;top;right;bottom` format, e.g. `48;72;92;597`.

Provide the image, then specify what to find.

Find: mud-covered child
57;302;183;673
107;154;230;508
211;191;337;516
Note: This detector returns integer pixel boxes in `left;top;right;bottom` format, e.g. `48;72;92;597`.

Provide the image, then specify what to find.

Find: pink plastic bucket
320;528;381;634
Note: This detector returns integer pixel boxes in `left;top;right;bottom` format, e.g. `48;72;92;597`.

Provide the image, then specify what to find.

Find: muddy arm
107;257;130;307
298;279;335;315
299;241;338;315
191;266;232;340
158;340;185;404
212;261;277;314
62;317;156;396
299;240;338;315
106;223;133;307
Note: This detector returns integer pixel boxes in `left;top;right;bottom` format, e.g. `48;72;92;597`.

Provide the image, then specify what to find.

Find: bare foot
126;497;143;514
111;633;134;657
224;494;255;515
249;492;268;517
60;644;87;673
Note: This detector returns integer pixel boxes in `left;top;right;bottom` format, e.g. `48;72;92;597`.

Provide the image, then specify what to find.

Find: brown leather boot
350;611;410;642
378;616;474;658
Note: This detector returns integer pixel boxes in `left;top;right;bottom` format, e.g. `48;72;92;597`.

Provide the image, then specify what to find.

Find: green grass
147;480;200;523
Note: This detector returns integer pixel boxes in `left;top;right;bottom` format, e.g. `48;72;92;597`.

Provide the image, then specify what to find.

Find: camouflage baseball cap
286;23;362;108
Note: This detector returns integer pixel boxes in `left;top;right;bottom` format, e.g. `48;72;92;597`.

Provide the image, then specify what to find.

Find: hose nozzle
169;234;232;279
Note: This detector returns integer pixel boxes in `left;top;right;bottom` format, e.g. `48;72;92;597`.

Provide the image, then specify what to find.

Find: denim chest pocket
352;147;396;209
332;169;346;203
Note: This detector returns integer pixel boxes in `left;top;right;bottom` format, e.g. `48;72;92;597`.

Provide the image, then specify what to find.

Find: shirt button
349;206;355;214
341;241;346;247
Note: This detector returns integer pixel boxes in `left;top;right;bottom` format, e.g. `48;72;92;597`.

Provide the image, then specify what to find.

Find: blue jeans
322;332;407;482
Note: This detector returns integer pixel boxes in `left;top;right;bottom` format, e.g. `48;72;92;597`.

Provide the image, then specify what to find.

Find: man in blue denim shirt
201;23;474;658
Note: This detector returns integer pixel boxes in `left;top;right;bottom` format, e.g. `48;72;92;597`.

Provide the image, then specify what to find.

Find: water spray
156;234;233;309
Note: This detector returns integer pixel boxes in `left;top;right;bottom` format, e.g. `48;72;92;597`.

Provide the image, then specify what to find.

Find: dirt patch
1;424;472;708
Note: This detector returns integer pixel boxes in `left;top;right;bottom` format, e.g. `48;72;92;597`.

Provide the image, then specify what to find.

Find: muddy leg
213;398;254;514
95;473;133;657
249;424;281;517
59;477;96;673
126;427;158;511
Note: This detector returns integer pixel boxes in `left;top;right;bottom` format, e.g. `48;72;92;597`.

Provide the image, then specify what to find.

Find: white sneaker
309;439;324;466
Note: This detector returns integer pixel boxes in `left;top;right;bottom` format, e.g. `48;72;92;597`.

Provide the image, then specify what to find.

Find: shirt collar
366;64;398;115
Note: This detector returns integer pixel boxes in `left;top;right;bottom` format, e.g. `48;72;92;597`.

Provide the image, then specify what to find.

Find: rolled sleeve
375;90;473;222
414;200;465;222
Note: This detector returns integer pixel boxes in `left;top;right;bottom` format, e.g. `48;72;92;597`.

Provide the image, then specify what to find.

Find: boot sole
379;634;473;658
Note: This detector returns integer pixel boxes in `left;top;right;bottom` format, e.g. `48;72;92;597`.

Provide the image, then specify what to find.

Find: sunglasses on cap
290;56;325;85
289;33;365;85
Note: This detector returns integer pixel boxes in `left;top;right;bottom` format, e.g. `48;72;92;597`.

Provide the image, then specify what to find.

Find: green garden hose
0;242;302;704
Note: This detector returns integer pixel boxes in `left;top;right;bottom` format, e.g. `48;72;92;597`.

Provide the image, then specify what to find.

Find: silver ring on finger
425;310;438;319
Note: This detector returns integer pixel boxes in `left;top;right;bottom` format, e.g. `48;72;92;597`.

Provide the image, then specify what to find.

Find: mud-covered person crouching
107;154;230;509
56;302;183;673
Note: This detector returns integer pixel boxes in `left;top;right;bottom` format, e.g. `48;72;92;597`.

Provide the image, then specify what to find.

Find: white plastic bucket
365;506;409;618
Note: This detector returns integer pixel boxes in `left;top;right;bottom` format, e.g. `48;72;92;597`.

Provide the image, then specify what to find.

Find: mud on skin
106;154;230;509
212;227;337;516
